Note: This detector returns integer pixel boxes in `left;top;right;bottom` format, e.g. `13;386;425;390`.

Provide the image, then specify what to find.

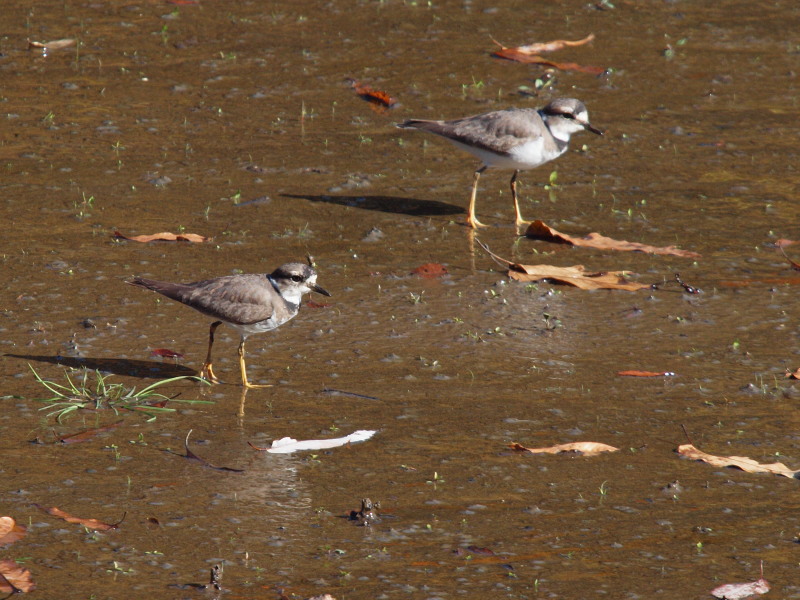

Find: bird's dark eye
291;275;303;282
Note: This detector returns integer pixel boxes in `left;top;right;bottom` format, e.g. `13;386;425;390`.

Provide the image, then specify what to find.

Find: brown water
2;0;800;597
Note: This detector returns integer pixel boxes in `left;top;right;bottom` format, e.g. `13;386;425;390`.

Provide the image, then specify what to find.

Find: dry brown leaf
0;517;26;547
508;263;650;291
525;220;701;258
510;441;619;457
346;78;398;112
711;578;770;599
33;504;125;530
0;559;36;593
491;34;595;54
617;370;676;377
411;263;448;278
28;38;76;51
477;240;649;291
676;444;800;479
113;231;209;243
492;51;605;75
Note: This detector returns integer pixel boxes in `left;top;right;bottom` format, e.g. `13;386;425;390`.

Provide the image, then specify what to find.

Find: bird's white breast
507;138;565;169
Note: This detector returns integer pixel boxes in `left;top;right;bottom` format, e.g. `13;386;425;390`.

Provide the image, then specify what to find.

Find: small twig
475;239;514;269
779;245;800;271
680;424;694;445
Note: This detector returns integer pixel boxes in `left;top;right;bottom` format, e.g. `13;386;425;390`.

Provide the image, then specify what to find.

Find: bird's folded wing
185;275;277;324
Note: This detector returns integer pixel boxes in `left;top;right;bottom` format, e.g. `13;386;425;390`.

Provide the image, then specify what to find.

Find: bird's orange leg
511;170;530;227
200;321;222;384
467;166;488;228
238;338;272;389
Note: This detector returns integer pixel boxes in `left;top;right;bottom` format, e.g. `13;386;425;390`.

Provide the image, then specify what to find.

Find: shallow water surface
2;0;800;598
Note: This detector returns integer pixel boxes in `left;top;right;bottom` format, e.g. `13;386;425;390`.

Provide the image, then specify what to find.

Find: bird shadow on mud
281;193;463;217
5;354;197;379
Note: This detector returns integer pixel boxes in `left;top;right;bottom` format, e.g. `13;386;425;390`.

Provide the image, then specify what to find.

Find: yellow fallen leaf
676;444;800;479
510;441;619;457
508;263;649;291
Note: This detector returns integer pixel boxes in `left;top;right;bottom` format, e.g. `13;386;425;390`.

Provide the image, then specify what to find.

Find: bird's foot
515;217;532;229
200;363;221;384
467;216;488;229
243;381;274;390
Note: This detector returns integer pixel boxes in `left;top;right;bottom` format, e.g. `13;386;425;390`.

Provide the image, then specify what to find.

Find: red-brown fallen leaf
491;49;605;75
465;545;495;555
0;517;26;547
719;276;800;287
411;263;448;278
510;441;619;457
33;504;125;530
617;370;676;377
710;578;770;599
0;559;36;593
676;444;800;479
491;34;595;54
150;348;184;359
58;420;124;444
525;220;701;258
478;240;649;291
347;78;398;111
113;231;209;243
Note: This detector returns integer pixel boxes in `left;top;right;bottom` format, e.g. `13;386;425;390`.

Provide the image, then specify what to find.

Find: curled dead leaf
0;517;26;547
0;559;36;593
33;504;125;530
510;441;619;457
346;78;398;112
525;220;701;258
492;51;605;75
508;263;649;291
710;578;770;599
113;231;209;243
617;370;676;377
477;240;649;291
28;38;76;51
491;33;595;54
676;444;800;479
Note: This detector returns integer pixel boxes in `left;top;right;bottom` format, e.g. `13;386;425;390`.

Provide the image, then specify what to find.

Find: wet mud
2;0;800;598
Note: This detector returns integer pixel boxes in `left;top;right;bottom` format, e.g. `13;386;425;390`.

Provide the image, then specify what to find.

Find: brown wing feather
129;275;278;325
399;108;545;155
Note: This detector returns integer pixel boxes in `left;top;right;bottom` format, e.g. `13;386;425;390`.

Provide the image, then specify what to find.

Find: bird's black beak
313;284;332;297
585;122;604;136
